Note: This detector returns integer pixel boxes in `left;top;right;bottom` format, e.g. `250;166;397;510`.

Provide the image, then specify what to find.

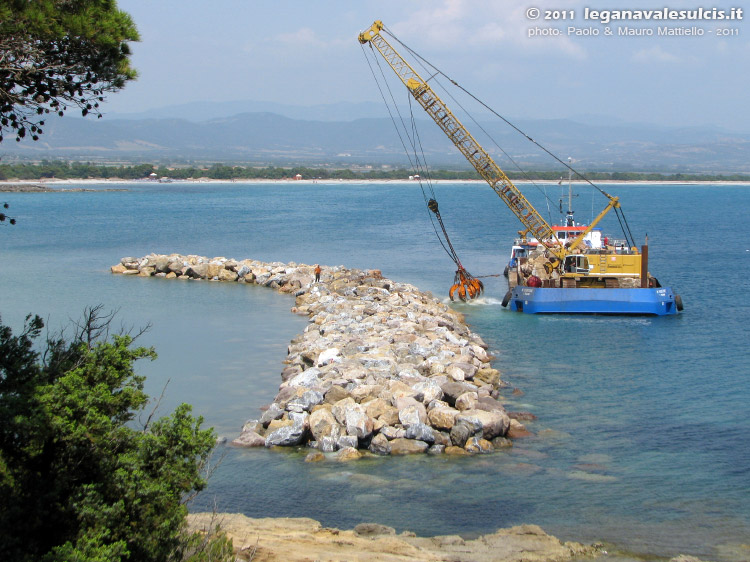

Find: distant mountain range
107;100;390;122
2;100;749;173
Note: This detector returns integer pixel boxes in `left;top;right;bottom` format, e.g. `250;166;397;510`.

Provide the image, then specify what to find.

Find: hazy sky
107;0;750;130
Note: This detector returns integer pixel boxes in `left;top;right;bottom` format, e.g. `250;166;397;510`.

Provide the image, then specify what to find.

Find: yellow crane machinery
359;20;644;290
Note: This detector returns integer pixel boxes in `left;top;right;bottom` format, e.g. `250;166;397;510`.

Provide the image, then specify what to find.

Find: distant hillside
2;109;749;173
106;100;389;122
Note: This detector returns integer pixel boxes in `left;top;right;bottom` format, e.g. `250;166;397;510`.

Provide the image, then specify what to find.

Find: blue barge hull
508;286;679;315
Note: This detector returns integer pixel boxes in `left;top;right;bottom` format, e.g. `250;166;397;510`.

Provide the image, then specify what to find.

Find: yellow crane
359;20;644;291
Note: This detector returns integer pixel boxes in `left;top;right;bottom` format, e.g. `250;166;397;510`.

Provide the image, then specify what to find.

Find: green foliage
0;0;139;142
2;160;750;182
0;309;232;562
181;521;236;562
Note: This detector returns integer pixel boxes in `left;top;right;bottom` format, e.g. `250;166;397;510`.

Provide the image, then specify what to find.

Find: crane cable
360;41;463;269
387;31;559;223
406;95;466;269
361;42;485;301
382;25;639;248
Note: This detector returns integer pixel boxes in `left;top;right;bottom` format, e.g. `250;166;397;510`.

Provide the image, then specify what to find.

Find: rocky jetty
112;254;529;457
0;183;52;192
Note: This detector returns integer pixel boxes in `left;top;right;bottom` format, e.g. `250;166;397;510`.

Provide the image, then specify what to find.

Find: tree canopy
0;0;139;142
4;160;750;183
0;308;232;561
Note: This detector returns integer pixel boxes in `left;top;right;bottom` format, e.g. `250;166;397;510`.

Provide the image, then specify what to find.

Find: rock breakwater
112;254;529;458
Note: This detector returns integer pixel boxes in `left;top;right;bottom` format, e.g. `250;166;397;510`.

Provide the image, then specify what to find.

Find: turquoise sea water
1;181;749;561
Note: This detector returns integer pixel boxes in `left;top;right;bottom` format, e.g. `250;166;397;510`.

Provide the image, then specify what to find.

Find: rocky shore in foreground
112;254;534;458
188;513;716;562
188;513;601;562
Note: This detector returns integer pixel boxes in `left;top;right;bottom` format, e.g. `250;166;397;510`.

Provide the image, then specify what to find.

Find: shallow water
1;181;748;561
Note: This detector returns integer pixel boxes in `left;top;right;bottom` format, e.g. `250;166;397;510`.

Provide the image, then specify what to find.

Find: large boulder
308;408;341;442
362;397;391;420
324;385;351;404
330;398;373;439
317;347;340;366
236;264;252;279
231;429;265;448
206;263;224;279
265;422;306;447
259;403;284;426
475;368;501;386
428;406;459;430
375;405;400;426
449;419;478;447
286;390;324;412
398;402;427;427
287;368;322;389
449;361;478;380
456;409;510;440
475;396;506;413
368;433;391;455
154;256;171;273
331;397;357;425
274;386;301;408
318;436;338;453
350;384;383;403
389;438;429;455
265;412;310;447
411;380;443;404
186;263;209;279
218;268;238;282
405;423;435;444
464;436;494;454
455;391;478;411
336;446;362;462
446;365;466;381
380;426;405;440
168;260;185;274
440;381;477;406
384;381;417;402
337;435;358;449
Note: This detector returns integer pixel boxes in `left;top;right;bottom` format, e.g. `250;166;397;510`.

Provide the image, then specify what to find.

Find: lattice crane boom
359;20;623;262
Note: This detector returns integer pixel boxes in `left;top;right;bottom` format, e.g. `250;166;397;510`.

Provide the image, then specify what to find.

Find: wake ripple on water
440;295;505;307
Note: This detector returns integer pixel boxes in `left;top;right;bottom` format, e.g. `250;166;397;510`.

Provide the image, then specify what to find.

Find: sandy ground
187;513;600;562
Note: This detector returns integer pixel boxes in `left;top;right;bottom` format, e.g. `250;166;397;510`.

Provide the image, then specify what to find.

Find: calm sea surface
1;181;748;561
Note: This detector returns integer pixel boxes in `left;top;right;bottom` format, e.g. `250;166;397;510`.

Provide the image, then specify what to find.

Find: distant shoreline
3;178;750;189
